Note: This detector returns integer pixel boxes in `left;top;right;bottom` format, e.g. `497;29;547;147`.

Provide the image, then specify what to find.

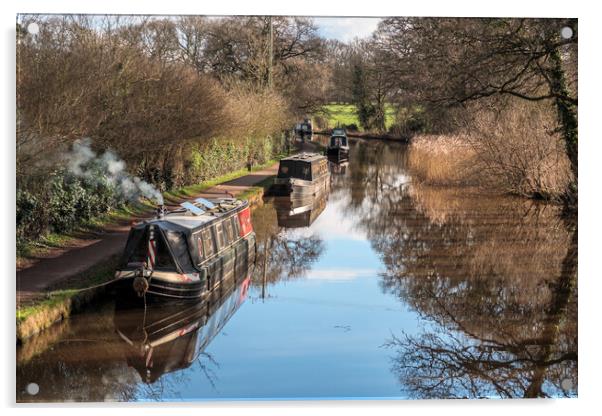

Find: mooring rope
42;276;123;297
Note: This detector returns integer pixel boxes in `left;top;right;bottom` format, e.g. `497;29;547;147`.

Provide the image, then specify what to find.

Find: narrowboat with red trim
114;197;255;301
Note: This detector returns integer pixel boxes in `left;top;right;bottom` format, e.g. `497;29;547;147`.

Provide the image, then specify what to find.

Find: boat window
231;216;240;237
278;160;313;180
202;228;215;258
223;218;234;244
215;223;225;250
302;166;310;179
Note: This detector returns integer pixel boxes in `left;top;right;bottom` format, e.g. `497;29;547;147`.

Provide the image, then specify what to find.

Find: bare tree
374;18;577;201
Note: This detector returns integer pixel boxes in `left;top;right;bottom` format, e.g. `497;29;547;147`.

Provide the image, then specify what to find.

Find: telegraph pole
268;16;273;89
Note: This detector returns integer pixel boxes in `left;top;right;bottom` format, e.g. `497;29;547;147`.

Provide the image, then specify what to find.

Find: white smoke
65;138;164;205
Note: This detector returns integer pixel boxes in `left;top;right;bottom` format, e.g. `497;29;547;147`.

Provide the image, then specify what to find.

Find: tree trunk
549;48;578;206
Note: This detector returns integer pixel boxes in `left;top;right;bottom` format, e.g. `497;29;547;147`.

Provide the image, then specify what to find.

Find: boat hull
271;173;330;199
326;146;349;161
114;233;256;303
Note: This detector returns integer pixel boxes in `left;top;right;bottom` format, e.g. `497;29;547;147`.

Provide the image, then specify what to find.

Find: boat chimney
156;204;165;219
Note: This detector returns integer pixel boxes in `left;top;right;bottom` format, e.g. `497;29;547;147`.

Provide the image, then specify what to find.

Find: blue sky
313;17;381;42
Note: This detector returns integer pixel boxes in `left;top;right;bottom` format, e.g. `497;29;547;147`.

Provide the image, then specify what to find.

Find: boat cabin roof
149;198;244;231
280;152;326;164
120;197;250;274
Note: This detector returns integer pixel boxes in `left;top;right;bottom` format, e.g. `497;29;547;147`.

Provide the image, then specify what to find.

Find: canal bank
16;161;277;343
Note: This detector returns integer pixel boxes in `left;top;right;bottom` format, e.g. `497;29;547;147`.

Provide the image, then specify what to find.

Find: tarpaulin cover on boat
119;221;197;274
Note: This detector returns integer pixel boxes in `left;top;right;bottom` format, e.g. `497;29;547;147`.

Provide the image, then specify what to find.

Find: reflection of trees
16;303;140;402
251;201;325;292
345;141;577;399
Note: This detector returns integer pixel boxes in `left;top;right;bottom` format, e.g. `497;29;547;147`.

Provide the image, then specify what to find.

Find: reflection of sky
135;167;424;400
145;270;421;400
284;189;370;242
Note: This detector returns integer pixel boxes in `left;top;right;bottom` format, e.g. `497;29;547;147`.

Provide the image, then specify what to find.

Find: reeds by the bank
407;100;573;200
407;134;477;186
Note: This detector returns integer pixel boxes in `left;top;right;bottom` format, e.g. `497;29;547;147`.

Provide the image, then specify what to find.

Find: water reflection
17;267;252;402
115;274;251;385
336;144;577;399
252;202;326;296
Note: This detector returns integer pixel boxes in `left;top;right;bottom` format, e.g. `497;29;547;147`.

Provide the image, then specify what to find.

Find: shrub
314;116;328;130
16;189;46;249
389;107;428;137
465;99;573;199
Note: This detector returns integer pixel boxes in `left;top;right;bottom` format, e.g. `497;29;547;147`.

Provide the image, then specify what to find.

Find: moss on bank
17;256;119;343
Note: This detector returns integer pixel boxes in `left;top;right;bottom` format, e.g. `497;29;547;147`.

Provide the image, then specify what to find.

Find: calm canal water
16;140;577;401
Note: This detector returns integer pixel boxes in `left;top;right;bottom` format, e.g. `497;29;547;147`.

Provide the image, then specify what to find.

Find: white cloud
305;267;378;281
313;17;381;42
281;191;369;242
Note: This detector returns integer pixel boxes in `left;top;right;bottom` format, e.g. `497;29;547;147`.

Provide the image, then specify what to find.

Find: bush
313;116;329;130
16;189;46;249
189;135;283;184
465;99;572;199
16;170;127;250
390;107;428;136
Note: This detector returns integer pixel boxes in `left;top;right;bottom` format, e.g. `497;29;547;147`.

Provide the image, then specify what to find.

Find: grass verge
320;103;397;131
16;256;119;343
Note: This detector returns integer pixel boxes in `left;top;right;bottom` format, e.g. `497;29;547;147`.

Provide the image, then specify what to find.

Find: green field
320;103;397;131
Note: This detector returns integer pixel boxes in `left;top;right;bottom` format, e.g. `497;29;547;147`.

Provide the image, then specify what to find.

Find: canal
16;140;577;401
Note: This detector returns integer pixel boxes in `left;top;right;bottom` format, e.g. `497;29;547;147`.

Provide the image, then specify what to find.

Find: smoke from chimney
65;138;164;205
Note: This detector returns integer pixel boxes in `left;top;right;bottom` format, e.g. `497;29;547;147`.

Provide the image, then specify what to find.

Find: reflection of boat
273;184;330;228
114;197;256;301
329;161;349;175
327;128;349;161
114;267;252;384
271;153;330;199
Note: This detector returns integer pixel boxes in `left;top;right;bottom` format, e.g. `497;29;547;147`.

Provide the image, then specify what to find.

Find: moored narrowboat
327;128;350;161
114;197;255;301
294;118;313;142
271;153;330;199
